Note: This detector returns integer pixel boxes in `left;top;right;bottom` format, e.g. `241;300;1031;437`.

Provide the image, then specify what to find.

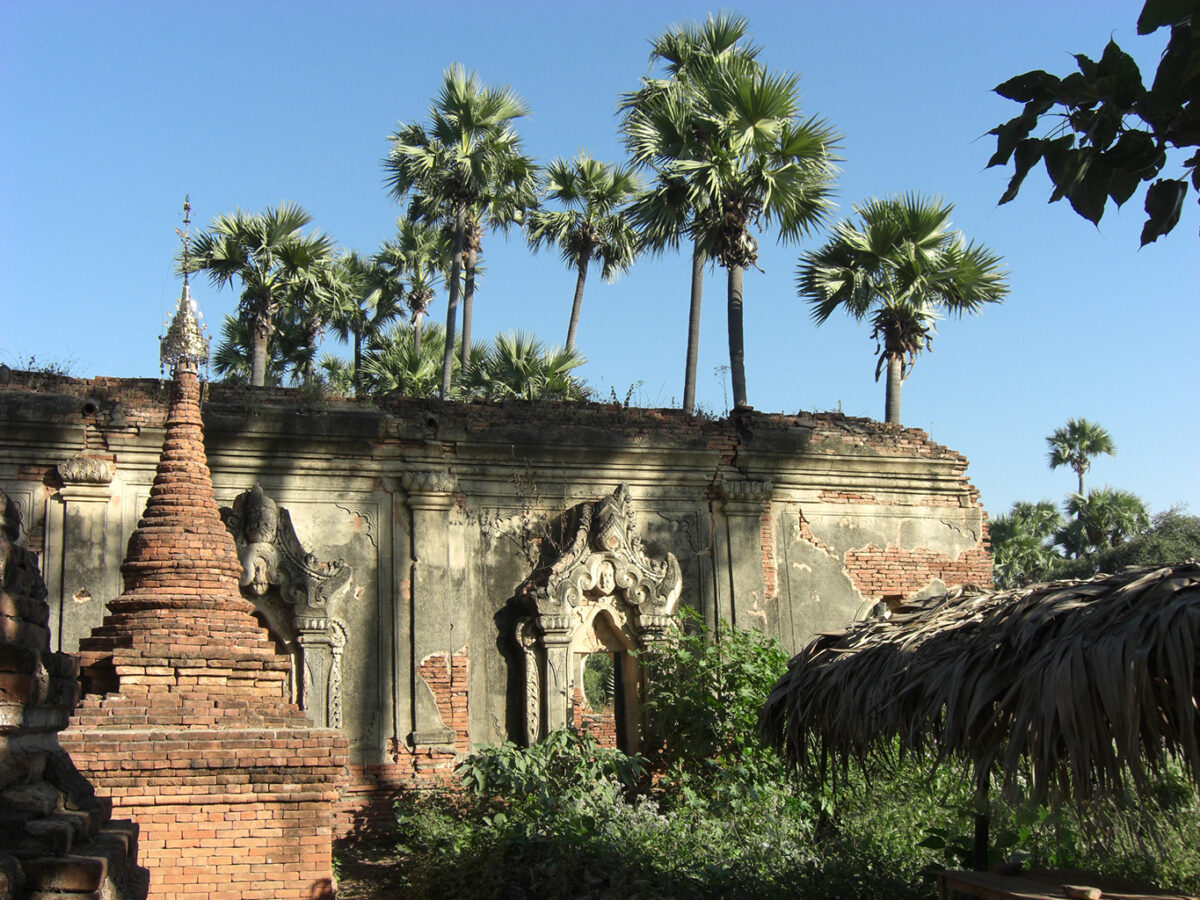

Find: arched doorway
515;484;682;752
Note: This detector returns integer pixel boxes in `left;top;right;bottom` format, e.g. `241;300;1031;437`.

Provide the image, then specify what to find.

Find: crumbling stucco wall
0;372;990;822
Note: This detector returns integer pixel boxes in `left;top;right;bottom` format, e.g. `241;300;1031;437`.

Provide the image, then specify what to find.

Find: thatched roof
761;563;1200;804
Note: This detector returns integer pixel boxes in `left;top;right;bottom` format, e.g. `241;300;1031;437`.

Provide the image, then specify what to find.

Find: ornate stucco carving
221;484;353;728
223;485;353;617
717;478;773;503
57;457;115;485
523;483;682;625
516;483;682;746
401;469;457;495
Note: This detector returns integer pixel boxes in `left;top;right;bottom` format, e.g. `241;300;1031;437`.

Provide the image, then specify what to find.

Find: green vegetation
357;612;1199;898
987;0;1198;245
525;153;641;351
796;194;1008;425
990;419;1197;587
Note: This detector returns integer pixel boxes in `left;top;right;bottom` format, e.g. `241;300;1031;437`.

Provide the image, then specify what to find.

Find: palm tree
621;12;763;414
989;500;1063;587
526;153;641;350
1057;487;1149;560
463;332;590;401
797;194;1008;425
1046;418;1116;495
188;202;333;387
376;219;449;361
384;65;537;399
359;321;451;399
325;250;404;394
211;311;308;386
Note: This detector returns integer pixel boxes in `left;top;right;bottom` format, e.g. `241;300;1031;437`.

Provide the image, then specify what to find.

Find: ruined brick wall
571;687;618;749
1;371;992;828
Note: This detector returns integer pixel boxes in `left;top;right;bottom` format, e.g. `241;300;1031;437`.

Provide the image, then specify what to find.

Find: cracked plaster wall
1;374;991;785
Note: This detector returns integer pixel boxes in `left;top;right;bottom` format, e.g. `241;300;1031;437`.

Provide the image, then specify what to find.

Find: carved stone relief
221;484;353;728
516;483;682;749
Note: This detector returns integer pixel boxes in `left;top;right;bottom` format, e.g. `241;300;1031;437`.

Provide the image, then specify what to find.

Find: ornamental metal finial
160;196;210;374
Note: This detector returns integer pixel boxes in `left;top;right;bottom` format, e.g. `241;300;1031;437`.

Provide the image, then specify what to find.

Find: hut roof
761;563;1200;804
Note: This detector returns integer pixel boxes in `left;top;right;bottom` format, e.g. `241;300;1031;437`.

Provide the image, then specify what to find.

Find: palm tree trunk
352;329;363;397
251;312;271;388
885;354;903;424
461;248;477;369
413;311;424;359
565;255;589;351
682;243;704;415
727;265;748;409
441;207;466;399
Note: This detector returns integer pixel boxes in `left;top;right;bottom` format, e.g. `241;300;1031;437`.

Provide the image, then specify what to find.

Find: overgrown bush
377;612;1200;899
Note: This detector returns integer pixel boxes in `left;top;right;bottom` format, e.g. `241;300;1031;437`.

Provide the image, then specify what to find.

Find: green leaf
1096;40;1145;109
1140;177;1187;244
1106;166;1140;207
1066;162;1113;224
994;70;1061;103
1137;0;1194;34
999;139;1045;203
1102;129;1164;178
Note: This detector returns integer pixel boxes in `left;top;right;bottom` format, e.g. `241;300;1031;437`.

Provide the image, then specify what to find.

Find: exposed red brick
59;360;346;899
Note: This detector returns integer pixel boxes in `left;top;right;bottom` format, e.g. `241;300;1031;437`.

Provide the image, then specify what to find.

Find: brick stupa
60;278;347;900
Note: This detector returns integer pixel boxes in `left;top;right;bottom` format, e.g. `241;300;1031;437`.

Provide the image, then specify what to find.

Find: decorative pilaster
401;469;458;748
715;478;773;628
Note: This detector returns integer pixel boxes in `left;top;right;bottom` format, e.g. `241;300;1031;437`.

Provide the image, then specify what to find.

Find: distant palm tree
464;332;590;401
989;500;1063;587
211;313;302;386
621;12;764;414
1046;418;1116;495
376;219;450;361
797;194;1008;425
526;153;641;350
318;354;356;396
326;250;404;394
1058;487;1149;559
188;202;333;387
385;65;537;398
359;321;451;399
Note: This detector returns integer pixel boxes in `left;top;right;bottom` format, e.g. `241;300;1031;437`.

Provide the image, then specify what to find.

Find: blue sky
1;1;1196;520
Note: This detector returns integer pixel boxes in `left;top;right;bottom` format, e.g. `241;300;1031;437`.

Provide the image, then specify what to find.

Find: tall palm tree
621;12;763;414
384;65;537;399
683;71;839;410
797;194;1008;425
526;153;641;350
1046;418;1116;495
188;202;333;387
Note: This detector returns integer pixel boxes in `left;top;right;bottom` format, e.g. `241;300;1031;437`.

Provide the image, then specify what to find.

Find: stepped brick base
60;727;345;900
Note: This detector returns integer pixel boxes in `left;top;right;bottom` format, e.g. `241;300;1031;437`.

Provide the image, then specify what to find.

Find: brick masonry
1;369;993;830
0;489;145;899
57;364;347;899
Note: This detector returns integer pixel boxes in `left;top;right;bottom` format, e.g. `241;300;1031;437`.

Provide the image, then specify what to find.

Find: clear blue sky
2;1;1196;520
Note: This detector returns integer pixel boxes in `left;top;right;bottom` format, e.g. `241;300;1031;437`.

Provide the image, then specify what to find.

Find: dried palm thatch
761;563;1200;805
